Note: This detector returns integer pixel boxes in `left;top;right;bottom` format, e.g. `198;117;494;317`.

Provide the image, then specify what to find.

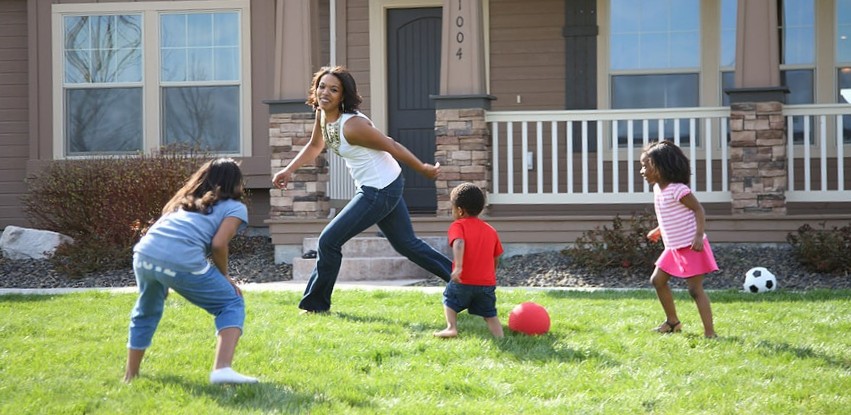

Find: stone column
267;0;329;219
725;1;789;216
728;102;787;215
434;108;490;215
432;0;493;216
268;111;329;218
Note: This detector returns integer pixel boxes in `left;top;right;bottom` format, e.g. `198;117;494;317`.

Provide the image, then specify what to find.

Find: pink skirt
655;238;719;278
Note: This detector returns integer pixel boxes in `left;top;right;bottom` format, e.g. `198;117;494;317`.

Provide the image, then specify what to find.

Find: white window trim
51;0;252;159
597;0;726;155
598;0;724;110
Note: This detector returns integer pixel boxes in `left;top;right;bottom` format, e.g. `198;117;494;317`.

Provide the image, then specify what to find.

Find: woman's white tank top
321;111;402;189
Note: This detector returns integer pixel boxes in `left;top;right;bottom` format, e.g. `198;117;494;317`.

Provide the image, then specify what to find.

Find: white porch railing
326;105;851;206
328;152;356;200
486;107;732;205
784;104;851;202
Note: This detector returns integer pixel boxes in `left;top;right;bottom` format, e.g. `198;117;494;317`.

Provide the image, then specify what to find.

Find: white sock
209;367;259;384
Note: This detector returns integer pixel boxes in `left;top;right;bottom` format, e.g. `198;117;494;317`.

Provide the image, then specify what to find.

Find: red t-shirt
447;217;504;286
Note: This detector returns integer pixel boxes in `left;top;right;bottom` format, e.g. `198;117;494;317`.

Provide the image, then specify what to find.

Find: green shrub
21;147;210;277
565;211;663;272
786;222;851;274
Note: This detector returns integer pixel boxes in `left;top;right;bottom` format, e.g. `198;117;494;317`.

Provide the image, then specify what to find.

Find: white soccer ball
744;267;777;293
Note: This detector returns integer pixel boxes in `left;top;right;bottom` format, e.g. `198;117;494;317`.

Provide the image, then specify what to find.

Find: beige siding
318;0;330;65
489;0;565;110
0;0;29;227
346;0;371;114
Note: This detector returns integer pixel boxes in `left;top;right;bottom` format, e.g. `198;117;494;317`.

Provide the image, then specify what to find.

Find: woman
272;66;451;312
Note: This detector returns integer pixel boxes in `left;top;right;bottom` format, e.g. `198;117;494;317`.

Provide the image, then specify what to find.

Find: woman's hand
272;168;292;189
420;162;441;180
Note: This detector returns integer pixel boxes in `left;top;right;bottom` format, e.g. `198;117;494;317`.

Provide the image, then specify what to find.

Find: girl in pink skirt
640;141;718;338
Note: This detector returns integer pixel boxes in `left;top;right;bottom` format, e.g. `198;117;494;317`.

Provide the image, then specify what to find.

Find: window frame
51;0;252;159
603;0;705;148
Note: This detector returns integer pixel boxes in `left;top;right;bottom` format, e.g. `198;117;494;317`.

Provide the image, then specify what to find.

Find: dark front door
387;7;441;213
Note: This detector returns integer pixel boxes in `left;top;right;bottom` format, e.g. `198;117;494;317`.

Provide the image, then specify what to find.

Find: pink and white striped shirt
654;182;699;249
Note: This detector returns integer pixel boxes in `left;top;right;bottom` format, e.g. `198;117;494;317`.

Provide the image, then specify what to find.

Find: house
3;0;851;264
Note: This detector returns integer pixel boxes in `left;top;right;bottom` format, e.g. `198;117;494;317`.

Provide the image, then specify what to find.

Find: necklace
322;113;342;154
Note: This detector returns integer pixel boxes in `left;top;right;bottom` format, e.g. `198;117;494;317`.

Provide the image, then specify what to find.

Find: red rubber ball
508;302;551;335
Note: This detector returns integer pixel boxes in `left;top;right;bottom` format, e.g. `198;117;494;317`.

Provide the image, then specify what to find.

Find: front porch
268;102;851;264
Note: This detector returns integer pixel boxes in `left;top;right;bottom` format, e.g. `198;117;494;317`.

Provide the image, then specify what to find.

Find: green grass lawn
1;288;849;414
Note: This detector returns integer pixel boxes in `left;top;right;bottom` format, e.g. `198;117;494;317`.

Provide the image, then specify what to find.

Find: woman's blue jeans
299;174;451;311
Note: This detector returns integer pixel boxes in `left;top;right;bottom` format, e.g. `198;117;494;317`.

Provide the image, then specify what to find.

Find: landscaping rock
0;226;72;260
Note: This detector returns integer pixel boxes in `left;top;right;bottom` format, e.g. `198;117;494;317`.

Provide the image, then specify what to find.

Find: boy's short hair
450;182;485;216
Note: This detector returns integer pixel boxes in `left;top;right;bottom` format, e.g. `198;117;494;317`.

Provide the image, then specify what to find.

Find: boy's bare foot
433;329;457;338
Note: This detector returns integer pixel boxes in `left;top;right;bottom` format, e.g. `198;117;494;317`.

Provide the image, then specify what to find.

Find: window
779;0;815;143
53;1;251;158
780;0;815;67
609;0;700;71
609;0;700;144
63;15;143;154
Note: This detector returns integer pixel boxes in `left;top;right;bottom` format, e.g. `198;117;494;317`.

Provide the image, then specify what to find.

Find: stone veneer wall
434;108;491;216
269;112;330;218
728;102;787;215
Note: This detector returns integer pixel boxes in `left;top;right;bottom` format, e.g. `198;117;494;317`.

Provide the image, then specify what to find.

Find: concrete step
300;236;449;258
292;236;451;281
293;257;444;281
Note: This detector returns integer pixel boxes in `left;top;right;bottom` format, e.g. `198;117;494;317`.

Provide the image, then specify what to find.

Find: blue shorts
442;281;498;318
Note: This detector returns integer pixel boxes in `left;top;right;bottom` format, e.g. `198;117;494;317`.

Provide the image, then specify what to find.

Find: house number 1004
455;0;464;59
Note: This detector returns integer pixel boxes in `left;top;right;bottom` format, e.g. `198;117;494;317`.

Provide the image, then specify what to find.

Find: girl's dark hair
162;158;244;215
306;65;362;113
450;182;486;216
642;140;691;184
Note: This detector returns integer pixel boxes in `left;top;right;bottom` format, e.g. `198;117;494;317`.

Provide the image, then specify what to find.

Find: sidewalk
0;279;443;296
0;279;622;296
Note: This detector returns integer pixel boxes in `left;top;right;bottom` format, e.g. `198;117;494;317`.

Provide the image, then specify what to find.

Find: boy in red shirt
434;183;504;338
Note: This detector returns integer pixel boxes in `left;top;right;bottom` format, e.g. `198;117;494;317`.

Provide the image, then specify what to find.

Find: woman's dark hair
162;158;244;215
450;182;486;216
305;65;362;113
642;140;691;185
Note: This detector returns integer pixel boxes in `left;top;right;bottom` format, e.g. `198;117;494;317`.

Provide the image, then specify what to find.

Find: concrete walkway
0;279;621;296
0;279;441;296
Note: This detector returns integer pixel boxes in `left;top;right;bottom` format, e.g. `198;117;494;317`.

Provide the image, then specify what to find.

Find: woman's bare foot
433;328;457;338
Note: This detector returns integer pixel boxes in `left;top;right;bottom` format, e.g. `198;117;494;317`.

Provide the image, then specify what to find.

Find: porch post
266;0;329;219
728;102;787;215
725;0;788;216
432;0;495;216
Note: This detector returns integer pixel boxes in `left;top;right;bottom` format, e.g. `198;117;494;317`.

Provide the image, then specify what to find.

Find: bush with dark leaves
787;222;851;274
21;146;211;277
565;210;663;273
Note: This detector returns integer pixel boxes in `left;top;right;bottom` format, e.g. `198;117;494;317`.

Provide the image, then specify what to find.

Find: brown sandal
653;320;682;333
